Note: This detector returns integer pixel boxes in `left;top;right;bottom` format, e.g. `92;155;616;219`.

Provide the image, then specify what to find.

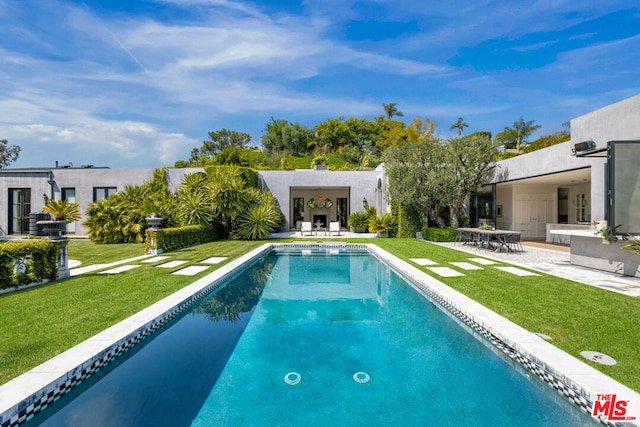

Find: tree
382;103;404;121
496;117;541;152
186;129;252;165
407;117;438;143
442;134;498;226
0;139;20;168
450;117;468;136
384;140;441;226
524;130;570;153
261;118;289;153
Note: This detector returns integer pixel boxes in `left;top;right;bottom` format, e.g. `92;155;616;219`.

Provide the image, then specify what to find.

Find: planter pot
36;220;69;240
146;216;163;231
376;231;389;238
350;227;367;233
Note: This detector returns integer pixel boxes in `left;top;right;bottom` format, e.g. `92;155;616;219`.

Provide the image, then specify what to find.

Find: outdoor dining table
456;228;522;252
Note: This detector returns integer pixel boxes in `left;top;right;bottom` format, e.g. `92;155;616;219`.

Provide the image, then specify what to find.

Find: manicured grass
0;240;263;385
1;238;639;394
68;241;146;265
366;239;640;393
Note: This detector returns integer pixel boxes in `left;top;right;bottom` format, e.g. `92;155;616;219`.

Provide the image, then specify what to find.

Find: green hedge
145;225;220;253
392;202;423;238
0;240;58;289
421;227;458;242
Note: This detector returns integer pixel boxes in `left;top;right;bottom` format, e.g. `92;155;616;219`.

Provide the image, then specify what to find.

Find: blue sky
1;0;639;168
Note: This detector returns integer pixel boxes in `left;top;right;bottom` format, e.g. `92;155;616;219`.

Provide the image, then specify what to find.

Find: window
93;187;117;202
62;188;77;233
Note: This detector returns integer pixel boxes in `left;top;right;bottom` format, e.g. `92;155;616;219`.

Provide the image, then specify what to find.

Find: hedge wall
421;227;458;242
145;225;220;253
0;240;58;289
392;201;423;238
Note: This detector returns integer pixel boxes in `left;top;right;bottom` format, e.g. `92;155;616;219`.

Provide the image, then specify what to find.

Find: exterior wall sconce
572;139;595;154
362;197;368;209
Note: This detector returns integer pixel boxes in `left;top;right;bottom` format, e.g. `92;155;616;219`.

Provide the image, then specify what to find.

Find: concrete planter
36;220;69;240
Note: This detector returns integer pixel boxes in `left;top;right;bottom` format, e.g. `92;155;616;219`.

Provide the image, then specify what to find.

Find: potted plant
369;213;395;238
596;224;621;244
348;211;369;233
39;198;81;239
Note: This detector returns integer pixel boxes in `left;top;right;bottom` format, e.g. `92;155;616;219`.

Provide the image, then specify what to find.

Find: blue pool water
28;249;596;426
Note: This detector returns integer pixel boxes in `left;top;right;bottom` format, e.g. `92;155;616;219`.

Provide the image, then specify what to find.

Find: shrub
369;214;396;234
311;155;329;167
0;240;58;289
145;225;220;253
233;203;282;240
348;212;370;230
421;227;458;242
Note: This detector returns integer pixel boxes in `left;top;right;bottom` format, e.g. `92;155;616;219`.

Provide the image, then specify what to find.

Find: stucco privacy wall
571;93;640;149
260;166;387;230
492;140;607;221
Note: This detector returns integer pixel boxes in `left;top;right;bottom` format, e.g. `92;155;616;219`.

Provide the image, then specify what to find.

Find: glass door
337;198;348;227
293;198;305;229
9;188;31;235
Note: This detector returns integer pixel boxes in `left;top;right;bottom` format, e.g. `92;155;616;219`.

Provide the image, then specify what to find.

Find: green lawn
1;238;639;394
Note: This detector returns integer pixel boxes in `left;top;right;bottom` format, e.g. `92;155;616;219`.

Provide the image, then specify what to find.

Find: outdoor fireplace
312;214;327;227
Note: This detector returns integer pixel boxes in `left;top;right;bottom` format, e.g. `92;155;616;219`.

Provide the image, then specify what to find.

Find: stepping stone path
410;258;438;266
467;258;496;265
172;266;210;276
449;262;483;271
99;265;141;274
157;260;188;269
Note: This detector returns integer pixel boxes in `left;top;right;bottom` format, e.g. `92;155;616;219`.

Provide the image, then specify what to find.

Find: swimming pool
18;246;598;425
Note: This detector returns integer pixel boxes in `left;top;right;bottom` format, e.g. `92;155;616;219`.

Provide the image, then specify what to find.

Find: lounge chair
300;221;313;236
329;221;341;236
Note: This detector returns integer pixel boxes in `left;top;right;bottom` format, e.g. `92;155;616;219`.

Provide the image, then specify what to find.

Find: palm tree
450;117;468;136
382;103;404;121
513;117;541;152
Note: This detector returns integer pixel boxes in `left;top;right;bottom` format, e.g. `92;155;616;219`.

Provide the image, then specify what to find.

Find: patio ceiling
496;167;591;187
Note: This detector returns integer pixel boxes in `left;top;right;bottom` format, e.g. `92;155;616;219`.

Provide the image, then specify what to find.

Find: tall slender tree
382;103;404;121
450;117;468;136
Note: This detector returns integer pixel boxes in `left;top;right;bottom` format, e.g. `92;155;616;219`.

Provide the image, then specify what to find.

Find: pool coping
0;242;638;426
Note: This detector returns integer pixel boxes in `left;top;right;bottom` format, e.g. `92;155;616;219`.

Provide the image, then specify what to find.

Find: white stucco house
0;164;388;237
1;93;638;274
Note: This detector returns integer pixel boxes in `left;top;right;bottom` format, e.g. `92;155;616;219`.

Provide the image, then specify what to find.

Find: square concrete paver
157;261;188;269
200;257;227;265
172;266;210;276
450;262;483;271
142;256;170;263
494;266;540;276
98;265;141;274
427;267;465;277
468;257;497;265
410;258;438;266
